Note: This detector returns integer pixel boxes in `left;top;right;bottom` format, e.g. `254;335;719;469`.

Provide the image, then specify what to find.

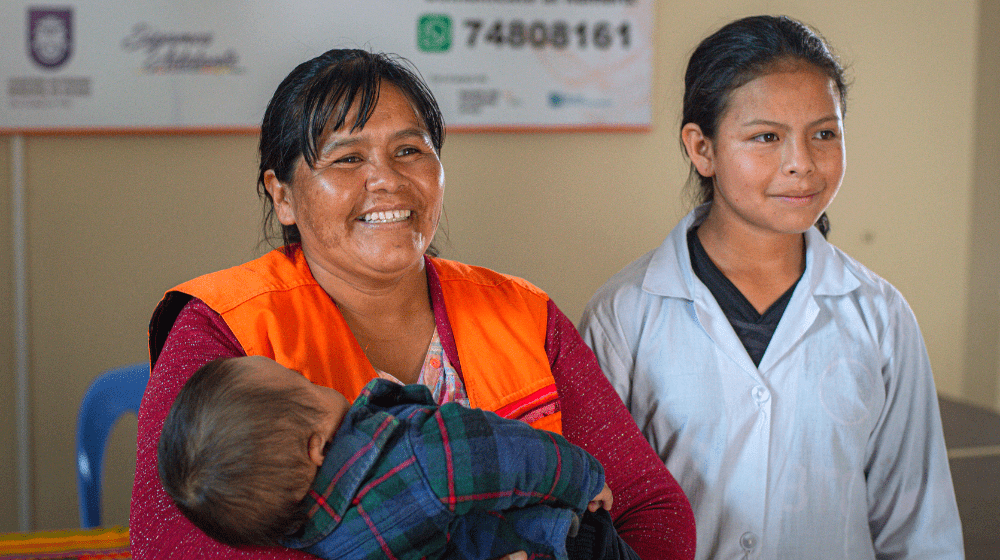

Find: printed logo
28;7;73;70
417;14;451;53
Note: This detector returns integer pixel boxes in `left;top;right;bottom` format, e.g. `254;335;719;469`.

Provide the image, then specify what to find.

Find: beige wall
1;0;996;533
965;0;1000;410
1;137;17;532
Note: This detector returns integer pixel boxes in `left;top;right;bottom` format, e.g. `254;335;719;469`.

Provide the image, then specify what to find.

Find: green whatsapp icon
418;14;452;53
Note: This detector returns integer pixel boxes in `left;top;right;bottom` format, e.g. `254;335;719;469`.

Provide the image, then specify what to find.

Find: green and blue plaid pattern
282;379;605;560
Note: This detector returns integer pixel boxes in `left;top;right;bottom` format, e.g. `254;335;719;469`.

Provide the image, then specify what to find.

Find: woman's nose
782;137;815;176
365;159;406;192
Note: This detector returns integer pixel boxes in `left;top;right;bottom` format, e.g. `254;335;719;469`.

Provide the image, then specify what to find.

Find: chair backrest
76;362;150;528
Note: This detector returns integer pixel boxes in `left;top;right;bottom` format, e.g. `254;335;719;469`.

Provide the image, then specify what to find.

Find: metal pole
12;134;32;531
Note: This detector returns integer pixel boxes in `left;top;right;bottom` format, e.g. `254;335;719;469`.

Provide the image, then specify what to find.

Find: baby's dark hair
157;357;324;547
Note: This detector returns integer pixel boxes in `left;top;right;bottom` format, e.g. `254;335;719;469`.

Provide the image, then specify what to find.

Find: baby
158;356;625;560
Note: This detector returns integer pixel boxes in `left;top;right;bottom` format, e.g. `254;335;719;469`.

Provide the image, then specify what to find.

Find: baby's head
158;356;349;547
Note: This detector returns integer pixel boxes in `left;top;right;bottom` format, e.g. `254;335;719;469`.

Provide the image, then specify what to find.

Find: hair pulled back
257;49;445;249
682;15;847;235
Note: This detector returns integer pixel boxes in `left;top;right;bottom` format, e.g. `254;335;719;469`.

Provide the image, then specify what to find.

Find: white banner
0;0;653;133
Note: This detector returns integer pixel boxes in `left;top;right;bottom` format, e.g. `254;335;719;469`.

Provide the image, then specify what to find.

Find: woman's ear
264;170;297;226
681;123;715;178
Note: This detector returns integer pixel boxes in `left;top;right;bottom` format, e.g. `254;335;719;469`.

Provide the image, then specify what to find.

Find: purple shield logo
28;8;73;69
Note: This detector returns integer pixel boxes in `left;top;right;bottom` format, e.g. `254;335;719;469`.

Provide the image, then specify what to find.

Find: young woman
579;15;964;560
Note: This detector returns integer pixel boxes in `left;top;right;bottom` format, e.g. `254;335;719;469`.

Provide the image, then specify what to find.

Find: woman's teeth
361;209;411;224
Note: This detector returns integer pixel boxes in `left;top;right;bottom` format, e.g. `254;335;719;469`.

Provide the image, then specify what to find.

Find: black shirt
687;227;801;367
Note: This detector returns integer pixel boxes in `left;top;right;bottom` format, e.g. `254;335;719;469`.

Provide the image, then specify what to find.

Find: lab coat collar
642;205;860;301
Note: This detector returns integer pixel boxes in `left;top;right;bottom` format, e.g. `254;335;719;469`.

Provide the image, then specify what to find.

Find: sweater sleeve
412;402;606;515
545;300;696;560
129;299;314;560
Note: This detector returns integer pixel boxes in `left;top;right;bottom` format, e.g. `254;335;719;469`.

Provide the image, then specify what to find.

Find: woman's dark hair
257;49;446;249
158;358;324;547
682;15;848;236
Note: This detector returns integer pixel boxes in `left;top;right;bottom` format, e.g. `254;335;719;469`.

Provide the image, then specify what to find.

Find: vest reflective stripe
157;248;562;433
433;259;561;433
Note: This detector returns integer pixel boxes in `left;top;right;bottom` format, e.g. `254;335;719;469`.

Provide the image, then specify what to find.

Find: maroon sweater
130;274;695;559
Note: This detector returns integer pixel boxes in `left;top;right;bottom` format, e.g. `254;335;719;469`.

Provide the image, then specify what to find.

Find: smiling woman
264;84;446;316
682;63;845;312
129;49;695;560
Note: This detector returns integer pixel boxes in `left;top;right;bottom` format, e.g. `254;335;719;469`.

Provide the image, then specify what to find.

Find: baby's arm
410;403;607;516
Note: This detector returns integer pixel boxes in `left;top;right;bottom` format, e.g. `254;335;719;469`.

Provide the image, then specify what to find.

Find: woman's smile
359;209;413;224
772;191;821;206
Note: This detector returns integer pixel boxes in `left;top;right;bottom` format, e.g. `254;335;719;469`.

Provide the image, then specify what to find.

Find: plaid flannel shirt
282;379;605;560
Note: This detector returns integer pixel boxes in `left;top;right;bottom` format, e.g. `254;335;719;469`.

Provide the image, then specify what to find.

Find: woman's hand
588;483;614;512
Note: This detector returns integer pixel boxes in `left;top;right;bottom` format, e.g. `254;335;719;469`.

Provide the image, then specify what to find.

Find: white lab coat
579;207;964;560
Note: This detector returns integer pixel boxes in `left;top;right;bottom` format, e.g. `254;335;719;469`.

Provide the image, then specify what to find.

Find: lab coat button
751;386;769;404
740;531;759;553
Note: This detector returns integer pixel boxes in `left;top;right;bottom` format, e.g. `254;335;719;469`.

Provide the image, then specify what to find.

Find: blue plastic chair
76;362;150;528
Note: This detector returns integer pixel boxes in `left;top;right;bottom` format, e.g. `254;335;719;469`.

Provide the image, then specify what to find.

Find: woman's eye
334;155;362;164
396;146;421;157
753;132;778;142
815;130;837;140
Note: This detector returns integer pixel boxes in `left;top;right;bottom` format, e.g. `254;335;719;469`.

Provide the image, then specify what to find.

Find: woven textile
0;526;129;560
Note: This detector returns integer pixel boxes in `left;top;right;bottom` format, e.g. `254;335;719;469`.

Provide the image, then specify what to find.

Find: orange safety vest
149;247;562;433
